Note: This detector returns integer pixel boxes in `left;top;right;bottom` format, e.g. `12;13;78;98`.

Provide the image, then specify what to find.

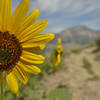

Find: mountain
51;25;100;45
44;25;100;52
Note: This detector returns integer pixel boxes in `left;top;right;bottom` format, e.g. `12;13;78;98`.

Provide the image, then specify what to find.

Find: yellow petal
15;8;40;35
18;61;41;74
0;0;12;32
57;54;61;64
57;38;62;45
0;71;2;85
55;54;61;67
6;72;18;94
57;46;63;53
20;51;45;64
22;33;55;45
22;43;45;49
13;65;28;84
22;43;42;48
17;20;48;42
23;45;45;53
11;0;29;32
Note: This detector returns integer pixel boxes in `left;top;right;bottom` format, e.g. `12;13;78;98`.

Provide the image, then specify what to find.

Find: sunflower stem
0;72;5;100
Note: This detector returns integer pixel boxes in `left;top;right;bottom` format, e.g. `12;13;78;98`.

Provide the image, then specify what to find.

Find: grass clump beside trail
94;55;100;61
49;88;69;100
83;57;94;74
71;46;83;54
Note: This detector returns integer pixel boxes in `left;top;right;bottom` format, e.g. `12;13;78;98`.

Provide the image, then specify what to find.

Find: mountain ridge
51;25;100;45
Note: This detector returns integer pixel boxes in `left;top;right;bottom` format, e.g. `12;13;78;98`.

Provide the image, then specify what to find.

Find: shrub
83;57;93;74
95;35;100;50
49;88;69;100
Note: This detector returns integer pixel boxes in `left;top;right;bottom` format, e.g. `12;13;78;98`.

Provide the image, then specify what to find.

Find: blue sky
12;0;100;33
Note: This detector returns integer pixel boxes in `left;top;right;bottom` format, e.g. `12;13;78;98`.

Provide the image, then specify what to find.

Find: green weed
49;88;69;100
83;57;93;74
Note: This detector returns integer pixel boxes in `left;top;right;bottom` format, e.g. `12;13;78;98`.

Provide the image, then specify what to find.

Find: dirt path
41;47;100;100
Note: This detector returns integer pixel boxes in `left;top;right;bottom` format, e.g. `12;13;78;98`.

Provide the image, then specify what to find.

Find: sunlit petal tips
21;33;55;45
23;33;55;44
0;0;55;94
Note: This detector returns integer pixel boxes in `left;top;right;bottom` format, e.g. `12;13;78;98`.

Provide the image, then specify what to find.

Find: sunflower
0;0;54;94
53;38;63;67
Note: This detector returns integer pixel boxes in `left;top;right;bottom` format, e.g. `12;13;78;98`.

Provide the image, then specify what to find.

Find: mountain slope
52;25;100;45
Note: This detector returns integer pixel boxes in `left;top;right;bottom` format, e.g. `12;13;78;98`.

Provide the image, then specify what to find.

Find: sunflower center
0;31;22;71
0;47;13;64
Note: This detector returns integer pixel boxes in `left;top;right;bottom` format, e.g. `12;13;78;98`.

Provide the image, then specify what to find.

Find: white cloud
47;27;65;33
30;0;100;16
30;0;59;13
